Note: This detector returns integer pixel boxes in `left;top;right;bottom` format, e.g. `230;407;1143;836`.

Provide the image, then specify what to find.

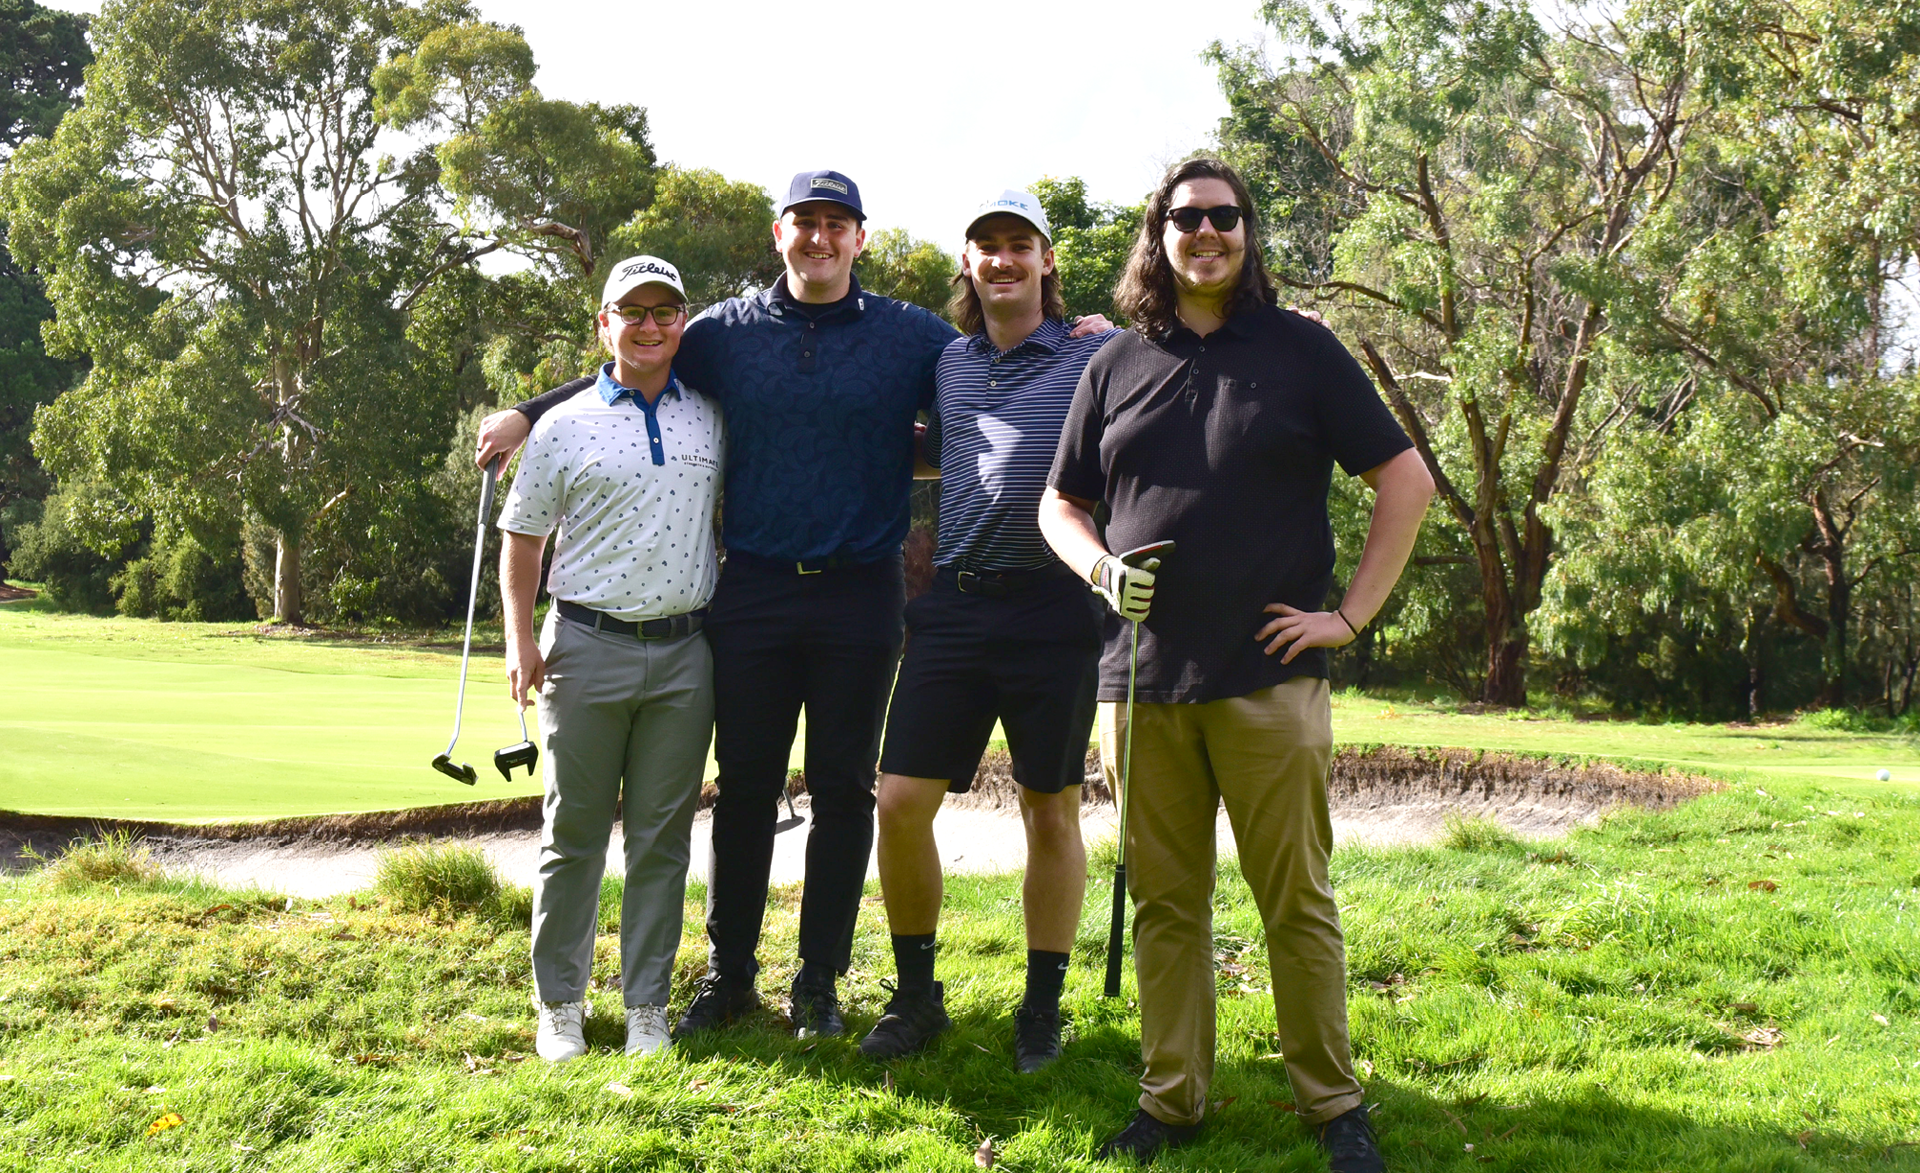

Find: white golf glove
1092;553;1158;622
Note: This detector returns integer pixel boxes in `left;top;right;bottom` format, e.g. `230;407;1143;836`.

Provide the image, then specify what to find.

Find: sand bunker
0;746;1718;898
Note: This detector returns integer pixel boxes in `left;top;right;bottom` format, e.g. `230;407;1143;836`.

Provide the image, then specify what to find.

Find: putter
431;457;503;785
775;774;803;834
494;702;539;780
1104;540;1176;998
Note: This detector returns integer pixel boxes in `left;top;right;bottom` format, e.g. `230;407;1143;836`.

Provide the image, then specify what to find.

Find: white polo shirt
498;365;724;620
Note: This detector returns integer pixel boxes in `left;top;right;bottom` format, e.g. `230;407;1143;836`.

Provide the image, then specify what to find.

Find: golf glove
1092;553;1157;622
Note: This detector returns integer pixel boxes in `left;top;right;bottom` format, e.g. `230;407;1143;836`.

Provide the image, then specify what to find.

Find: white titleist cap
601;255;686;307
965;190;1051;244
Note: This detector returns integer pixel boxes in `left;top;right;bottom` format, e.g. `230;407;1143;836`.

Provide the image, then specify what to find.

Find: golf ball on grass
1878;768;1892;782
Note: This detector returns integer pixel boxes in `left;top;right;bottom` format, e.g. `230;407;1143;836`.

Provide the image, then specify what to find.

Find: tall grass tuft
373;842;505;914
33;830;166;891
1440;809;1519;852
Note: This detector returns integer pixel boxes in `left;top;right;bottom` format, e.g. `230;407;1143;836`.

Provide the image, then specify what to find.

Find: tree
855;228;956;316
1212;0;1702;705
1030;176;1141;323
0;0;89;570
613;165;780;311
3;0;653;623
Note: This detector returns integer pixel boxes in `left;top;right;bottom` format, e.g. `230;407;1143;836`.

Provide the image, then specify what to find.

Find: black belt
557;599;705;639
939;561;1078;598
727;549;885;575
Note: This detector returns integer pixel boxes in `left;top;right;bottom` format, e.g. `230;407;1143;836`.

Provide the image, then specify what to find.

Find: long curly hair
1114;157;1276;338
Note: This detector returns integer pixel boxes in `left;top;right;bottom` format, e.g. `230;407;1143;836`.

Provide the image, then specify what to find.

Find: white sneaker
625;1004;671;1057
535;1000;588;1063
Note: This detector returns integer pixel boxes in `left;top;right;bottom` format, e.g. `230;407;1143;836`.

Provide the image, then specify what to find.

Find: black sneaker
1314;1104;1384;1173
672;974;757;1038
788;972;845;1038
1096;1108;1200;1163
1012;1002;1061;1073
858;980;951;1058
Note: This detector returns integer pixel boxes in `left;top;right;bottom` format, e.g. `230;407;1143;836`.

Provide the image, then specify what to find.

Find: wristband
1337;609;1360;636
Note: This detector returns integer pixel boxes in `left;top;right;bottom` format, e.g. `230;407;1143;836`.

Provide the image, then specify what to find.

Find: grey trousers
531;607;713;1008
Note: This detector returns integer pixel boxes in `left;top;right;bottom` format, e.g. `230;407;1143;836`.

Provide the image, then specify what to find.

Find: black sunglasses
1165;205;1244;233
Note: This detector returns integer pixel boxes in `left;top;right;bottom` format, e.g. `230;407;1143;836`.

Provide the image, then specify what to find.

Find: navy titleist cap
780;170;864;220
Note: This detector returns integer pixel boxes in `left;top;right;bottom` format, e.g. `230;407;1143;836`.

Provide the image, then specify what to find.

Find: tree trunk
273;531;301;624
1483;621;1528;707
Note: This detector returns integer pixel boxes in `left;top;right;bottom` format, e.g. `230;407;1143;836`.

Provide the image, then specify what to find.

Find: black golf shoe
858;980;950;1058
1314;1104;1384;1173
1012;1002;1062;1073
1095;1108;1200;1163
788;971;845;1038
672;974;757;1038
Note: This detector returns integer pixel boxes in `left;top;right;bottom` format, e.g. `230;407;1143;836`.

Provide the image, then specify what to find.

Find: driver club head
432;754;478;785
493;740;538;781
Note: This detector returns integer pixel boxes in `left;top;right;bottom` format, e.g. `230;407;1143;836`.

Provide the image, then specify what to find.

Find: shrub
6;481;137;614
373;841;504;914
114;531;253;621
33;830;166;891
1440;810;1519;852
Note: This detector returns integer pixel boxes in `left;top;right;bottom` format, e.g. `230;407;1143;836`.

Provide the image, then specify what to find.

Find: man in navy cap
478;171;1105;1040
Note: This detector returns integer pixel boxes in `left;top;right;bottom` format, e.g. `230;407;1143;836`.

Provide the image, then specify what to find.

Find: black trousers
703;553;906;978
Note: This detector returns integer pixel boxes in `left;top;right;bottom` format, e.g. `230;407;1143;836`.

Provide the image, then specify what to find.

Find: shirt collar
967;315;1071;357
1164;302;1268;346
596;362;682;406
767;273;865;320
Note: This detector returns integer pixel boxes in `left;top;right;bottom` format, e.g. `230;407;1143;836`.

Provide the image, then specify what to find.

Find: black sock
892;933;937;994
1024;949;1070;1008
795;960;836;989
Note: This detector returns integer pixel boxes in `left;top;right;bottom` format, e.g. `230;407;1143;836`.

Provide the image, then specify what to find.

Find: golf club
431;456;502;785
775;773;804;833
494;702;538;780
1104;539;1175;998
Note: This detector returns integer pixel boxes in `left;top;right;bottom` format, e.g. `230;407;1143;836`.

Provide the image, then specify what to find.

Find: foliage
854;228;956;316
372;841;511;916
5;478;136;613
1030;175;1141;324
0;0;90;570
27;830;165;891
614;165;780;312
0;0;655;627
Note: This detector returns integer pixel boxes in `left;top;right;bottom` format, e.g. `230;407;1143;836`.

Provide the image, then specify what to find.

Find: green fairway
4;601;1917;821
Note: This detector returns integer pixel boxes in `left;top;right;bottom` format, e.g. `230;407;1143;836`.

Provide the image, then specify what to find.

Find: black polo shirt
1048;303;1412;703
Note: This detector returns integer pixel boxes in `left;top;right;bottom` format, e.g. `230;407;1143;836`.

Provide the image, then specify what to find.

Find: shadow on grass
655;1004;1912;1171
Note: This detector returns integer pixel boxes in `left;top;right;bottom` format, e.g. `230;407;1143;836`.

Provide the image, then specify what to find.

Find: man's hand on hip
1256;603;1357;662
1092;554;1157;622
506;640;545;709
476;409;532;469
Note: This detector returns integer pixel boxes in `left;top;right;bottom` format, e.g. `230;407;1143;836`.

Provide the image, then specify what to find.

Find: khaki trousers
1101;676;1362;1127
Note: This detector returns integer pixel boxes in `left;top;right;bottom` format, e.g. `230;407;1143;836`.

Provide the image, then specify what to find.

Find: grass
4;604;1917;822
2;778;1917;1170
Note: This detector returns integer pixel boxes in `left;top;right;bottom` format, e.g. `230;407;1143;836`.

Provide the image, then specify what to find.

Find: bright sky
43;0;1279;251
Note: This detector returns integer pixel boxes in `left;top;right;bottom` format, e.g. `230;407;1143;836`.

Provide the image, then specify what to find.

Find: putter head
432;753;478;785
494;740;538;781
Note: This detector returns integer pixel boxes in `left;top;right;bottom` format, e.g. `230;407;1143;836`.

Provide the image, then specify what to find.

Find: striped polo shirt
925;317;1118;570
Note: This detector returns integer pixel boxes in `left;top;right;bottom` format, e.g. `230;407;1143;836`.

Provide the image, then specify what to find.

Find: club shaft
445;458;499;752
1105;617;1141;997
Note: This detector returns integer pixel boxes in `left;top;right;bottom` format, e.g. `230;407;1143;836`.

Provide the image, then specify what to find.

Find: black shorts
880;569;1102;795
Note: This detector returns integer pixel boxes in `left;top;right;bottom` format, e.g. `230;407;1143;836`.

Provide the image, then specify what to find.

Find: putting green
4;602;1915;821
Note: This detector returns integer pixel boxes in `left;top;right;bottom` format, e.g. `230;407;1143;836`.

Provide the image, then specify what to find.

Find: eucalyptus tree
1211;0;1705;705
3;0;653;623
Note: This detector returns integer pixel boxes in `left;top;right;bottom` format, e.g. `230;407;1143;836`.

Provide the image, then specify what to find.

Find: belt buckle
796;561;820;575
955;570;979;594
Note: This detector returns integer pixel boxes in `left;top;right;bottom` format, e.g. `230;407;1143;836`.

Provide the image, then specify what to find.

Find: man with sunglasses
498;256;724;1063
1041;158;1433;1170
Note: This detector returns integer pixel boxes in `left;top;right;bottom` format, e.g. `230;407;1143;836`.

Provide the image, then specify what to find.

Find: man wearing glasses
1041;158;1433;1170
479;172;959;1040
498;256;724;1063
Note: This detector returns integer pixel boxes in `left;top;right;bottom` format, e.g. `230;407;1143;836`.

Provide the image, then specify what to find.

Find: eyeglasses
1165;205;1244;234
609;304;686;326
